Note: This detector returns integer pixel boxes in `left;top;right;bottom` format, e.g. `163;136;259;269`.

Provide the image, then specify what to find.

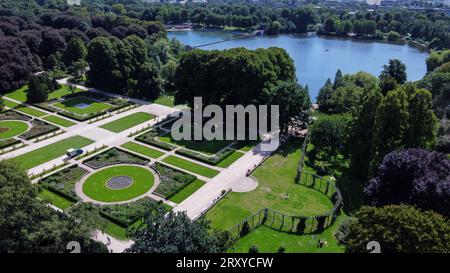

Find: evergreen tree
349;88;383;179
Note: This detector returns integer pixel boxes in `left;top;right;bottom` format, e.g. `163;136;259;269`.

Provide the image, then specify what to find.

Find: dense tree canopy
317;70;379;114
126;205;228;253
0;160;107;253
338;205;450;253
175;47;296;107
365;149;450;217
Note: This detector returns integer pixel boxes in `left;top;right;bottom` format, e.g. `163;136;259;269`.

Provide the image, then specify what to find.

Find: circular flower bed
0;120;29;139
82;165;154;202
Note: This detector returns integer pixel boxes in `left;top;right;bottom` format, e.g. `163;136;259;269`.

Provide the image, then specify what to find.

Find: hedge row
152;162;197;199
40;184;79;203
0;138;21;149
0;110;31;121
83;147;149;169
135;128;177;151
20;119;59;140
175;147;235;166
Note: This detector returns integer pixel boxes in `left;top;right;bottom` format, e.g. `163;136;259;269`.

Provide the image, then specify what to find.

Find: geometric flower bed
35;91;133;121
19;119;58;140
96;197;162;227
82;165;155;203
38;164;89;202
83;148;149;169
151;162;197;199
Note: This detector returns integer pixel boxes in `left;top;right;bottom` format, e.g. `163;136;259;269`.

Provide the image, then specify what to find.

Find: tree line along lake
168;30;429;100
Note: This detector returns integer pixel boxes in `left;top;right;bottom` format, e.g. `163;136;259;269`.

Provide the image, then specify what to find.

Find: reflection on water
168;30;428;100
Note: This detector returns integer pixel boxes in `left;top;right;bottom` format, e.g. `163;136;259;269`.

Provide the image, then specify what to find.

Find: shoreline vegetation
167;26;429;52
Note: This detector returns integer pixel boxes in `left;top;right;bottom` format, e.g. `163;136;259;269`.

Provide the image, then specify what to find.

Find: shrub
20;119;58;140
39;165;88;201
83;148;149;169
248;245;259;253
152;162;196;199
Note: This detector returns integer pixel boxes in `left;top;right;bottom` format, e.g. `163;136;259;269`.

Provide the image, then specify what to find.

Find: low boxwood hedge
152;162;197;199
83;148;149;169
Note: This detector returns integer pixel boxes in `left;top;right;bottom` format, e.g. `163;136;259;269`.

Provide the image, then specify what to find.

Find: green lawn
153;95;175;107
82;165;154;202
100;112;155;133
228;215;346;253
4;85;83;102
52;96;112;115
103;220;128;240
13;135;94;169
162;156;220;178
216;150;245;168
3;99;47;117
158;131;233;155
0;120;29;139
120;141;164;159
169;179;205;203
43;115;76;127
38;188;75;210
206;139;333;230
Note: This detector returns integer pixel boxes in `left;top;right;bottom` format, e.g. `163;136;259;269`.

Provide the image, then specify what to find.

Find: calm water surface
168;30;429;100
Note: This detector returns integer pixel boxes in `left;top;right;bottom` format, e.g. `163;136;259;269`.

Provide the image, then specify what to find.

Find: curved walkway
75;164;160;206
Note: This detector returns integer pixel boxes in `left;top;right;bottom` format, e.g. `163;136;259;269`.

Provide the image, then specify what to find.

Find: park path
0;82;180;176
173;138;279;219
2;78;282;251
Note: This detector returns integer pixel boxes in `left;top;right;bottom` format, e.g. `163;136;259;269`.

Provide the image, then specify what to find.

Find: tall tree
269;80;310;133
371;87;409;169
379;59;407;85
62;37;87;67
125;205;228;253
349;89;383;179
0;160;107;253
404;86;437;148
365;149;450;217
338;205;450;253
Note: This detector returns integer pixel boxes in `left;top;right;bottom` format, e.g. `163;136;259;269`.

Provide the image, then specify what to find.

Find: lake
168;30;429;100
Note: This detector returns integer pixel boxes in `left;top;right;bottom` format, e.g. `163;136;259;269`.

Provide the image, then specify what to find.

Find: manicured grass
216;150;245;168
0;120;29;139
38;188;75;210
158;131;233;155
162;155;220;178
238;140;259;152
52;96;112;115
206;139;333;230
83;165;154;202
169;179;205;203
228;215;346;253
102;219;128;240
120;141;164;159
153;95;175;107
3;99;47;117
4;85;83;102
43;115;76;127
13;135;94;169
100;112;155;133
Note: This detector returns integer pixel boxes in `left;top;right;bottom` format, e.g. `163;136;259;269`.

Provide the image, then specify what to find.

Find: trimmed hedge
135;128;177;151
0;138;21;149
38;164;89;201
97;197;162;228
175;147;235;166
20;119;58;140
37;91;133;121
152;162;197;199
0;110;31;121
83;147;149;169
